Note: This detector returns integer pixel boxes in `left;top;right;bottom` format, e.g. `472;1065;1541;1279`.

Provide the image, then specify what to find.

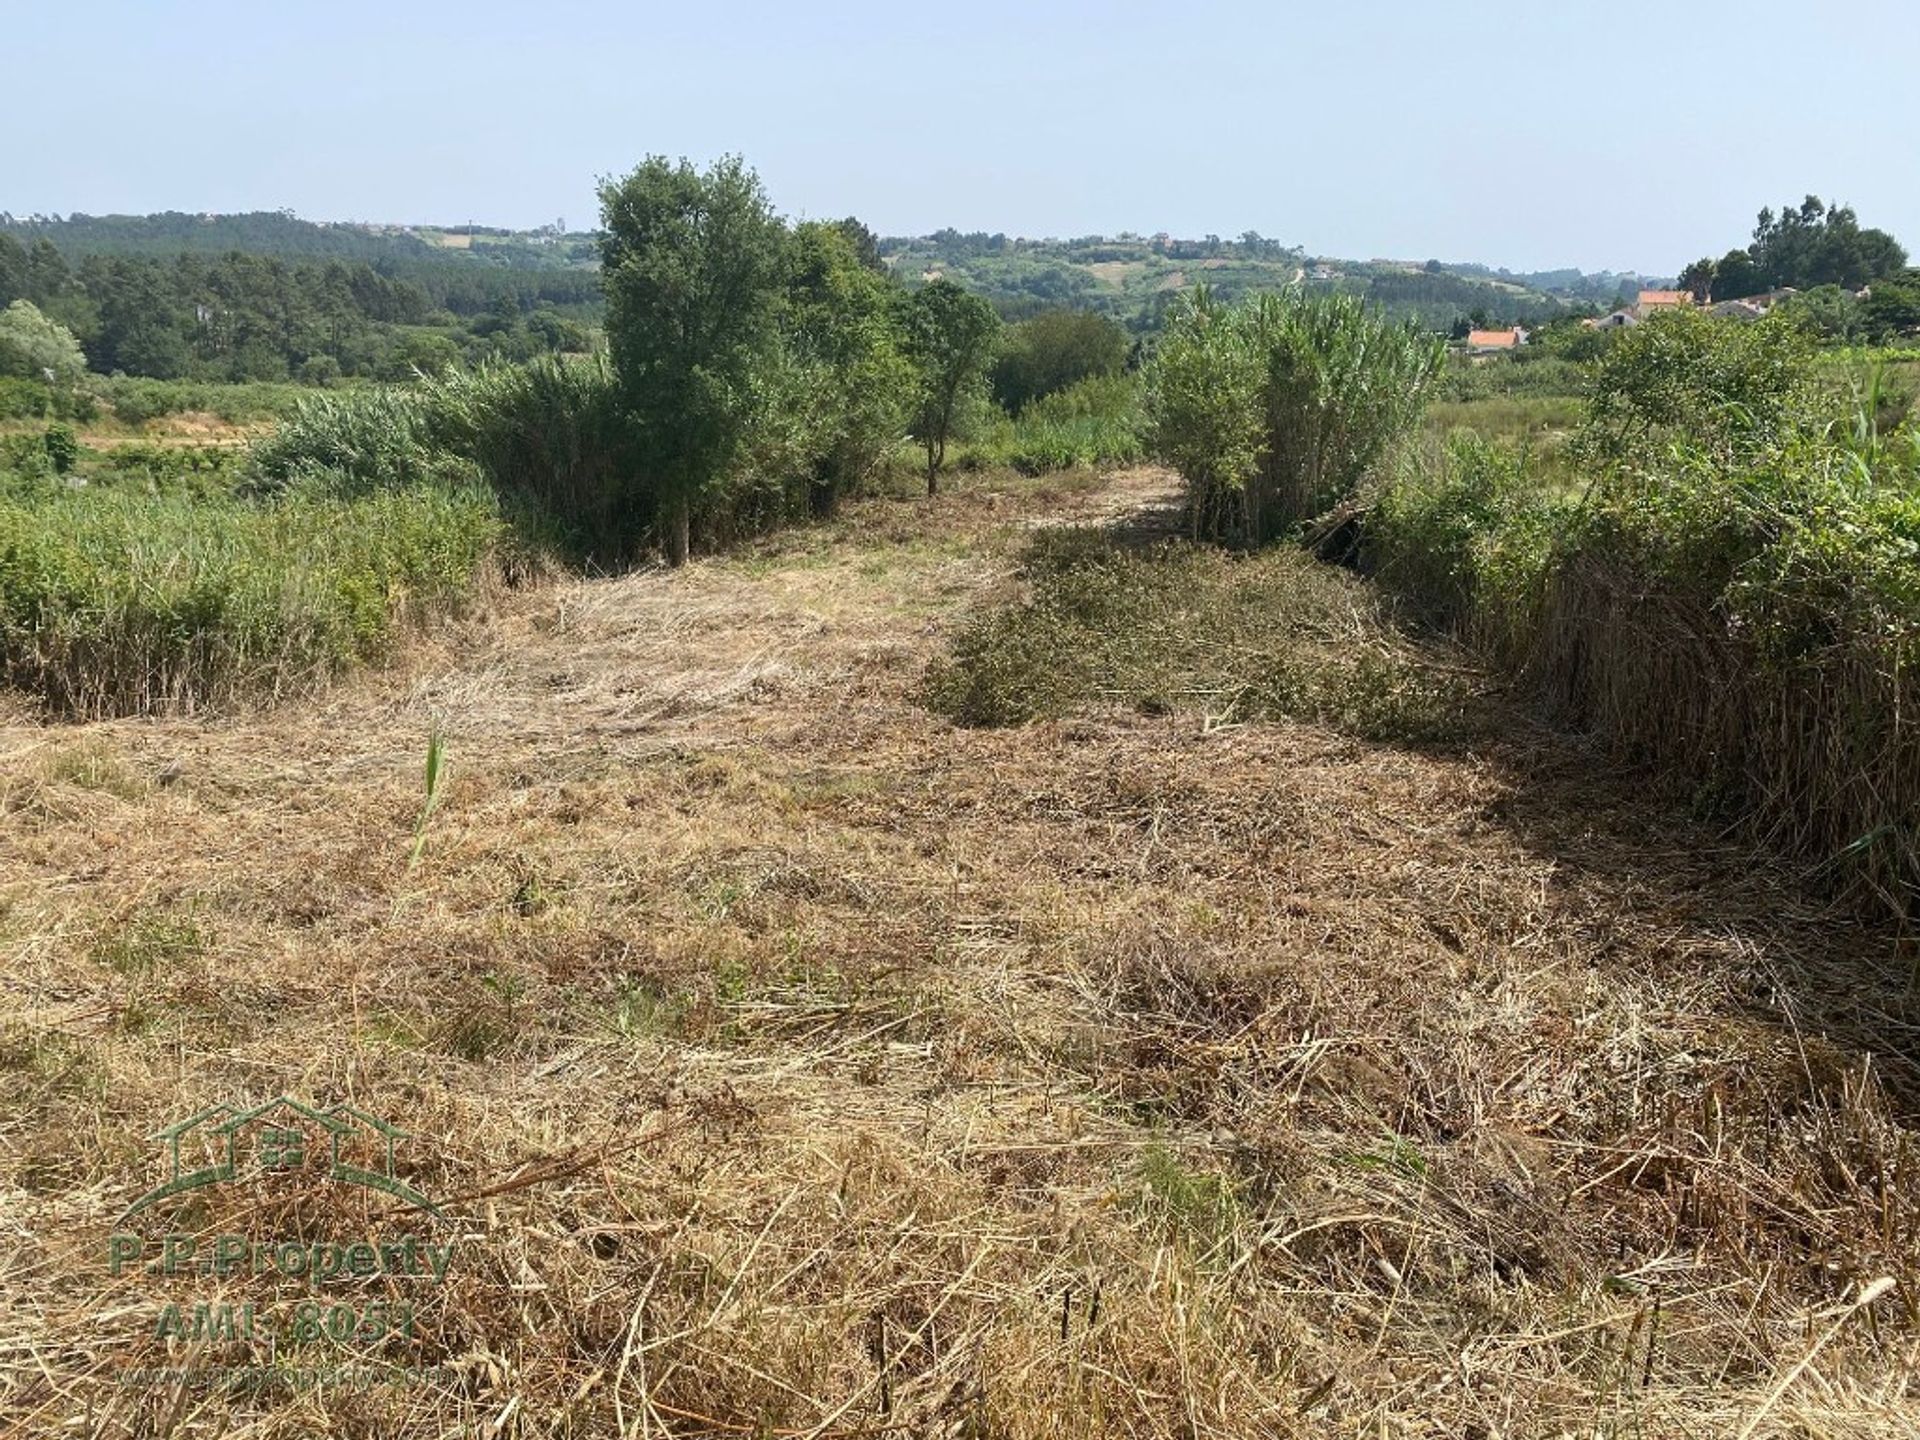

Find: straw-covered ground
2;465;1916;1438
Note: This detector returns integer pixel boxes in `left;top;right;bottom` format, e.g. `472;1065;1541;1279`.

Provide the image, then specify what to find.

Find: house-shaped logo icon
123;1097;444;1220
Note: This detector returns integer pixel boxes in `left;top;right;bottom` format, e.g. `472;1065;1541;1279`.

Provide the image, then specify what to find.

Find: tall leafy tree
598;155;787;564
898;279;1000;494
991;308;1130;414
0;300;88;382
783;220;911;515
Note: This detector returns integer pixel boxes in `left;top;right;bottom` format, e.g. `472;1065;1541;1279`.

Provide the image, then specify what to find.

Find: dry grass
1;466;1916;1437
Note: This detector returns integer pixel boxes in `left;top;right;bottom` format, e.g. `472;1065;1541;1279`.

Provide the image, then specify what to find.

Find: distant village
1463;282;1851;355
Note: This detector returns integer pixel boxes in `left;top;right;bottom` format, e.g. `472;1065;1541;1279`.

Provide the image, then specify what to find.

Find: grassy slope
2;467;1916;1436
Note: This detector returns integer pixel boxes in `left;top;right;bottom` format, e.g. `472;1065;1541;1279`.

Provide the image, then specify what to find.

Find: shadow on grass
924;504;1920;1121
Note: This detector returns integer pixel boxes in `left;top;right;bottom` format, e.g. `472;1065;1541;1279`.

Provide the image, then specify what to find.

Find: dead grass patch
0;467;1915;1436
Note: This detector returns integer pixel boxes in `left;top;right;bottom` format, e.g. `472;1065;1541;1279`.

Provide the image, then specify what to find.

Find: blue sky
10;1;1917;274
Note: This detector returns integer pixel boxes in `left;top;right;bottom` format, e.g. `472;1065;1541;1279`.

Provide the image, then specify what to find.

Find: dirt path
2;466;1915;1438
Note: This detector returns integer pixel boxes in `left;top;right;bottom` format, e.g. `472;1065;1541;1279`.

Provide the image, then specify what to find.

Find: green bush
1148;288;1443;542
1364;434;1561;665
247;385;475;497
991;309;1130;414
0;377;97;423
101;377;307;428
1363;310;1920;918
40;424;79;475
970;373;1147;474
422;356;642;560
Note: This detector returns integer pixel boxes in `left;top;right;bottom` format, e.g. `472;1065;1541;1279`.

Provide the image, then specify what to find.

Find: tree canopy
897;280;1001;493
1680;196;1908;302
598;154;789;564
0;299;88;383
991;309;1130;414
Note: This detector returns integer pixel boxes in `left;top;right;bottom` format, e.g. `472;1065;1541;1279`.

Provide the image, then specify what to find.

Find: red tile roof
1466;329;1520;349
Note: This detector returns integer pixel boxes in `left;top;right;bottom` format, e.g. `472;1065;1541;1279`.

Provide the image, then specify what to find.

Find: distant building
1636;289;1692;312
1465;328;1525;352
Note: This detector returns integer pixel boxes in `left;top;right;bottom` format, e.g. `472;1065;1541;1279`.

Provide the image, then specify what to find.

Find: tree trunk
809;475;838;520
926;439;939;497
665;491;691;568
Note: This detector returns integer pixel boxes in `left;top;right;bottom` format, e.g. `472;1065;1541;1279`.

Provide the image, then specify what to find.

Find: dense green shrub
247;386;473;496
423;357;640;559
1148;288;1443;542
101;377;307;426
0;376;97;422
991;309;1130;414
1364;433;1561;665
1363;309;1920;917
970;374;1146;474
1577;309;1817;468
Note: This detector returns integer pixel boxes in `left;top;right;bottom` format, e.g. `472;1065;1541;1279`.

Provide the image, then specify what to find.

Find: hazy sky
10;2;1917;275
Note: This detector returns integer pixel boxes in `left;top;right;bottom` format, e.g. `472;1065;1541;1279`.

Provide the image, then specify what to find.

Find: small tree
782;220;912;515
0;300;88;384
599;155;787;564
991;308;1130;414
898;280;1000;494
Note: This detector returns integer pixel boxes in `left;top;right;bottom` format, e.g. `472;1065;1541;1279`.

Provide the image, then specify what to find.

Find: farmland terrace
2;466;1915;1437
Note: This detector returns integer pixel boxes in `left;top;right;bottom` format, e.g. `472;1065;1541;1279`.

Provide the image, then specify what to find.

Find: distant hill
880;231;1665;330
0;211;599;271
2;210;1665;333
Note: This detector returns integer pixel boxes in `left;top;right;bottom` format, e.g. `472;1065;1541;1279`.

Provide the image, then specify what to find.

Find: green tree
1710;248;1766;301
898;279;1000;493
599;155;788;564
1749;197;1907;291
1862;275;1920;341
991;308;1129;414
783;219;911;515
1776;285;1865;343
1677;257;1716;303
0;299;89;383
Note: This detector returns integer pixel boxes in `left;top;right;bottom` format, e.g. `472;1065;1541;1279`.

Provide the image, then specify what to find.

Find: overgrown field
3;467;1915;1437
0;412;507;719
0;327;1146;721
